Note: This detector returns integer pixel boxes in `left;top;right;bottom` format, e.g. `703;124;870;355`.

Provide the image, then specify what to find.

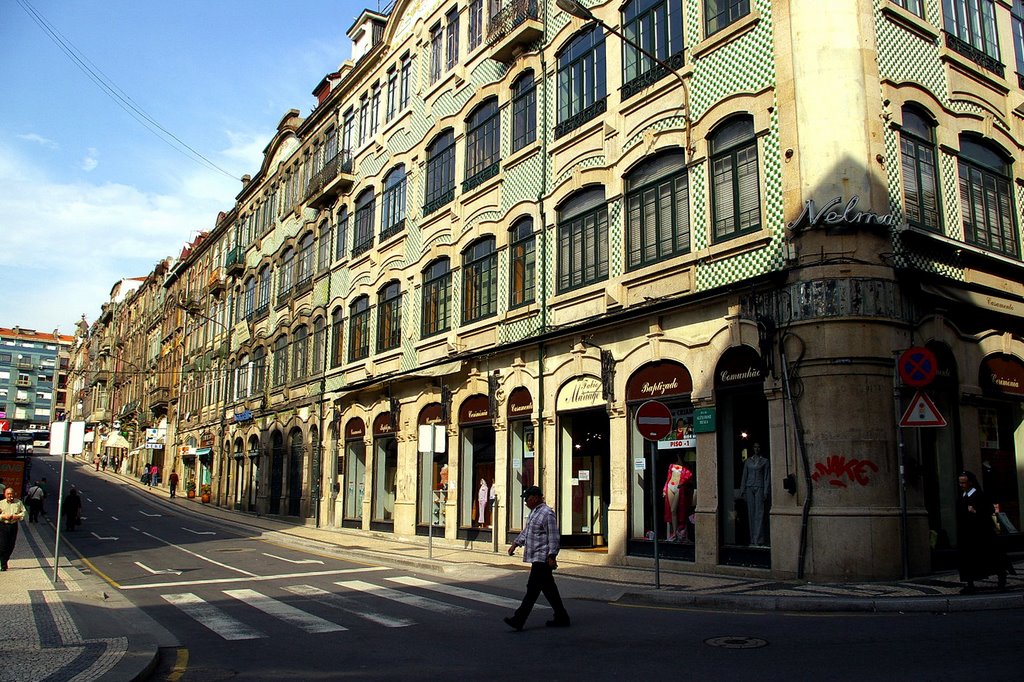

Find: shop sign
788;195;895;234
419;403;444;425
459;394;491;424
345;417;365;440
979;354;1024;398
557;376;606;411
507;387;533;418
715;346;764;389
200;432;214;447
634;457;647;471
693;407;716;433
233;409;253;423
372;412;394;436
625;361;693;402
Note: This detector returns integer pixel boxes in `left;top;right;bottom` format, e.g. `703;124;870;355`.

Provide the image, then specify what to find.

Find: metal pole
52;422;71;583
649;439;660;589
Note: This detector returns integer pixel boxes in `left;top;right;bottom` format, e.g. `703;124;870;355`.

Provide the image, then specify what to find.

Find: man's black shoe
503;617;524;631
545;619;571;628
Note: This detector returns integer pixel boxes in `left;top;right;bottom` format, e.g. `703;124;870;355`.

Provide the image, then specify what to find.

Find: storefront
506;387;535;538
246;435;260;513
556;376;610;548
371;412;397;532
459;394;495;541
287;428;304;517
976;353;1024;540
269;431;284;515
416;403;447;534
715;345;770;568
342;417;365;528
626;361;696;560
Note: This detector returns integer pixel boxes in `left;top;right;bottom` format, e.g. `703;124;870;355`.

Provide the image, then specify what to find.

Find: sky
0;0;370;336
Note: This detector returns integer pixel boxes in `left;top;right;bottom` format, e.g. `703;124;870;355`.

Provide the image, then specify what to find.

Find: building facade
73;0;1024;580
0;326;74;436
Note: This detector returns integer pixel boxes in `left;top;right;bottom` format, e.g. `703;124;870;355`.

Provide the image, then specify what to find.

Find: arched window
462;237;497;323
353;188;375;257
424;129;456;215
278;247;295;301
257;265;271;315
625;149;690;268
296;233;315;288
900;106;940;232
243;276;256;319
509;217;536;308
511;70;536;152
557;187;608;292
710;115;760;242
381;165;407;240
330;307;344;368
958;135;1017;257
465;98;500;189
292;325;309;379
377;281;402;352
273;335;289;386
421;258;451;337
312;316;326;375
349;296;371;361
555;26;607;138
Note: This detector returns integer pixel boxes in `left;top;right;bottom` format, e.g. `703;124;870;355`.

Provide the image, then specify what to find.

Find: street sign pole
635;400;672;590
52;422;70;583
649;438;660;589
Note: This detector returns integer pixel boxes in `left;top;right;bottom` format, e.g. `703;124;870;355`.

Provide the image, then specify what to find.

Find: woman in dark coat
62;486;83;532
956;471;1009;593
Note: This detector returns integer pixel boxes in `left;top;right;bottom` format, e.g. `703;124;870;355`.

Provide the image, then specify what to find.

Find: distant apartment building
74;0;1024;580
0;326;74;433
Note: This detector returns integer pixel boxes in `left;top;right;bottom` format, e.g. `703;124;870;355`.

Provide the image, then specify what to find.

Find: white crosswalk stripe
336;579;478;616
385;576;544;610
162;593;264;641
223;589;347;633
283;584;414;628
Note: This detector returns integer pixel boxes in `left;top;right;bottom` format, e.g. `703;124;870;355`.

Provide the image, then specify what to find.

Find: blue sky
0;0;365;335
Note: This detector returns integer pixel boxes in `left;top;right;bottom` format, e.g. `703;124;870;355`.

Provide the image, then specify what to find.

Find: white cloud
80;147;99;171
17;132;59;149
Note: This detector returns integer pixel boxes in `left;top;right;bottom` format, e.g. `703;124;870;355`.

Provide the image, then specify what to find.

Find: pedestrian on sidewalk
150;464;159;487
504;485;571;631
63;486;83;532
168;471;179;498
957;470;1011;593
25;481;45;522
38;477;49;518
0;486;27;570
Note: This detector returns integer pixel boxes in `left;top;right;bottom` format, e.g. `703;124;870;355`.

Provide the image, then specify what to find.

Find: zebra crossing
160;574;546;640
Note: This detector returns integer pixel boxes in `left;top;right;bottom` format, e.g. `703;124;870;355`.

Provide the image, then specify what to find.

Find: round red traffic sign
635;400;672;441
898;346;938;388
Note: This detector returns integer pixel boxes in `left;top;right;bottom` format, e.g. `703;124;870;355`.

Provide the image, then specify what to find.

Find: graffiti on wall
811;454;879;488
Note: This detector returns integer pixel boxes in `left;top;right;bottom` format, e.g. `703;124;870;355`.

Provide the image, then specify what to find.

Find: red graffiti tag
810;455;879;488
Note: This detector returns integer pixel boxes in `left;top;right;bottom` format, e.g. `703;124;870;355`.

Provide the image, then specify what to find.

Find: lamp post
554;0;693;153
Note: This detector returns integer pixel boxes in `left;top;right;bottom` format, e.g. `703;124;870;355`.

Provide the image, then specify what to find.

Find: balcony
15;377;31;388
16;359;33;370
225;246;245;277
304;150;355;210
207;268;225;296
487;0;542;64
943;31;1004;78
149;385;171;408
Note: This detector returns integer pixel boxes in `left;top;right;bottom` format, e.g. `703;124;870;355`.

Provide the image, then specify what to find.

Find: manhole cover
704;636;768;649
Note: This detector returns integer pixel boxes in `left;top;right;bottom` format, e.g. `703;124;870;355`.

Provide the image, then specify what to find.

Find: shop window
704;0;750;37
373;434;398;522
511;70;536;152
509;217;536;308
900;106;941;232
344;420;366;522
557;187;609;292
507;419;535;531
417;405;448;528
710;115;760;243
625;149;691;269
462;424;496;529
288;429;303;517
462;236;497;323
958;136;1017;258
555;25;607;139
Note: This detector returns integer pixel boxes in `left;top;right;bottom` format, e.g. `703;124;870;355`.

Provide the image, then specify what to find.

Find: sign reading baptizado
557;376;605;411
789;196;895;234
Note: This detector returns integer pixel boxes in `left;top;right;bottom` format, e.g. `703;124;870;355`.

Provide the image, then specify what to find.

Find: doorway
559;409;610;548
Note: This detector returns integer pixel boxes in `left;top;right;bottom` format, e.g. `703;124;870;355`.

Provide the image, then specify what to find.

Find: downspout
536;0;552;495
315;269;333;528
780;333;812;579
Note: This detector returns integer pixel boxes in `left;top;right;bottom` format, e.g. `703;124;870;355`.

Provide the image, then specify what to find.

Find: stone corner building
72;0;1024;581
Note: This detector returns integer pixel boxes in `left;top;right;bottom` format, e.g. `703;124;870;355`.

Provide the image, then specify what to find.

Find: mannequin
740;443;770;546
478;478;490;527
662;456;693;541
439;464;449;491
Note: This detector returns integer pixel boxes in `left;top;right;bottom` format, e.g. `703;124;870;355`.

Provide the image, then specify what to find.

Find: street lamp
555;0;693;152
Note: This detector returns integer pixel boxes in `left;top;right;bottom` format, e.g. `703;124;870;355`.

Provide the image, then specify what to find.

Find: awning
921;283;1024;319
83;431;95;443
105;433;130;449
195;448;212;456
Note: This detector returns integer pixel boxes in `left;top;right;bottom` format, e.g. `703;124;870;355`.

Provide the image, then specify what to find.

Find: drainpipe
536;2;552;497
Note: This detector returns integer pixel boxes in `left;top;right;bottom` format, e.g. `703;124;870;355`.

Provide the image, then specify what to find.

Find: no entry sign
898;346;937;388
635;400;672;441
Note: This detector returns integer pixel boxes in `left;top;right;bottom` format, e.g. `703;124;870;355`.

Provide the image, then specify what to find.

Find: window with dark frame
899;106;941;232
710;116;760;243
273;335;289;386
430;23;444;83
312;317;326;375
386;66;398;122
958;136;1018;258
509;217;536;308
1013;0;1024;84
511;70;536;152
424;129;456;215
462;236;497;323
465;98;500;189
335;207;349;261
421;258;452;337
942;0;1002;74
557;187;609;292
469;0;484;50
253;347;266;392
381;165;407;240
349;296;371;361
377;281;402;352
891;0;923;17
625;149;691;270
318;221;333;271
353;188;376;257
258;266;271;315
331;308;345;368
292;325;309;379
622;0;684;98
704;0;750;37
297;233;315;288
446;8;460;70
278;247;296;301
400;54;412;108
556;26;607;138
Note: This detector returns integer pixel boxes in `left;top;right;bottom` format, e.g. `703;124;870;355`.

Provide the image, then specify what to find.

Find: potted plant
186;481;196;499
200;484;212;504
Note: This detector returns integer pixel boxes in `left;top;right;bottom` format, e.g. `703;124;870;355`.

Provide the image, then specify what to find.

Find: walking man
0;486;27;571
168;471;179;498
504;485;571;630
24;481;44;522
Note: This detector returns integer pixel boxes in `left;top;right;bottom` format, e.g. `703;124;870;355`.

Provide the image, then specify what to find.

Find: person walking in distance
24;481;44;522
504;486;571;630
62;486;83;532
0;486;27;570
168;471;179;498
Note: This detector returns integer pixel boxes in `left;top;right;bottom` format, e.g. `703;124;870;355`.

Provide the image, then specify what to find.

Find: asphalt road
32;454;1024;681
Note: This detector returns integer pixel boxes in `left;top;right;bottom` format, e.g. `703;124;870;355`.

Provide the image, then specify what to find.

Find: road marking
386;575;541;610
284;584;414;628
162;593;264;640
141;531;257;577
224;589;347;633
262;553;324;565
140;511;162;517
111;516;119;521
336;580;477;616
182;528;216;535
135;561;182;576
90;532;118;540
120;566;390;590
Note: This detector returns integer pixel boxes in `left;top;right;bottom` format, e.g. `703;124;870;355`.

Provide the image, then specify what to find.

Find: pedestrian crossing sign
899;391;947;427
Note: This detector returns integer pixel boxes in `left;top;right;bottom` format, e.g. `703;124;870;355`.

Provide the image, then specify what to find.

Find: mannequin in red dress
662;456;693;540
